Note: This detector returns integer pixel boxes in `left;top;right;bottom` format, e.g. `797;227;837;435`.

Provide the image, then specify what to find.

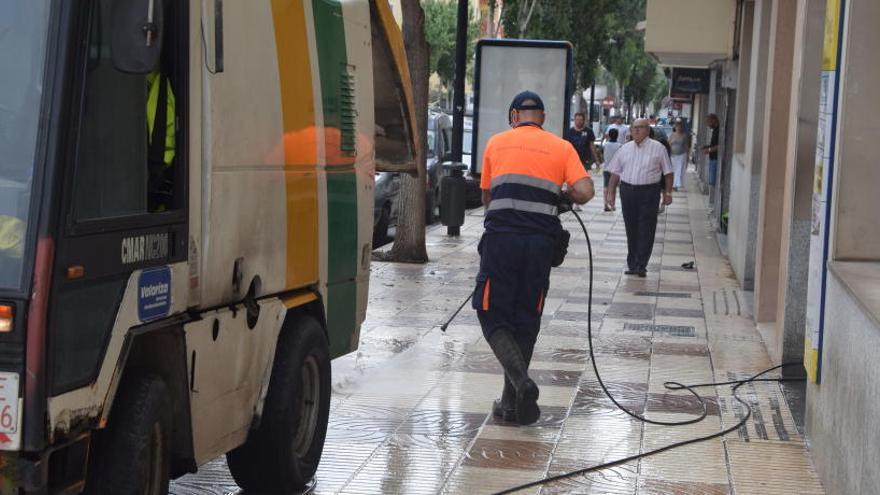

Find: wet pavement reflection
172;173;824;494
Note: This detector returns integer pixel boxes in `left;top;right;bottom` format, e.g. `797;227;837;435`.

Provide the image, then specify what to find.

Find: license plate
0;372;20;434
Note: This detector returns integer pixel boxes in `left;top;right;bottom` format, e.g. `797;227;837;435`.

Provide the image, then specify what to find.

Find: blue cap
509;90;545;113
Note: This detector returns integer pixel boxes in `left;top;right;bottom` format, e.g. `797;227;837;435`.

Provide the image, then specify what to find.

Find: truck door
46;0;188;405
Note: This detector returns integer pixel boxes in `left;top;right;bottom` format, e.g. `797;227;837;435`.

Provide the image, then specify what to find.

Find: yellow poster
822;0;841;71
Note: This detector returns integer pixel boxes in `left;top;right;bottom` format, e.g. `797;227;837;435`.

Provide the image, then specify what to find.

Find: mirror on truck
111;0;164;74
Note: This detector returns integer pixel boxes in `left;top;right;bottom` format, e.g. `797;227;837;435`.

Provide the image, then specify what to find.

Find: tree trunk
518;0;538;38
386;0;429;263
493;2;505;37
487;0;496;37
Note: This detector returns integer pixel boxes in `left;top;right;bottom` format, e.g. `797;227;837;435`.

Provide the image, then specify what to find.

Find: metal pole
589;80;596;123
450;0;468;163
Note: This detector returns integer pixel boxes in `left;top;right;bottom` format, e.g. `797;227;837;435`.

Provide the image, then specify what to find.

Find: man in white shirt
605;118;674;277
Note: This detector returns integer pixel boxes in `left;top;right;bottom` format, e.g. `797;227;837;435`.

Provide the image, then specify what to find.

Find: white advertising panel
472;40;573;175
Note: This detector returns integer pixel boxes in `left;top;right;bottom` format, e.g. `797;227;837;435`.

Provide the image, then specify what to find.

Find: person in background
702;114;720;187
566;112;599;172
605;118;674;277
604;115;630;144
602;128;623;212
649;126;672;213
668;119;691;191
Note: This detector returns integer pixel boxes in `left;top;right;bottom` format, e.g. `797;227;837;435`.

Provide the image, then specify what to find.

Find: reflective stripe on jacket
146;70;176;167
481;125;589;236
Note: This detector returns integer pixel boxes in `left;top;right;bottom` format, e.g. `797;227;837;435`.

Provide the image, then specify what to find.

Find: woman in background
602;128;623;211
668;119;691;191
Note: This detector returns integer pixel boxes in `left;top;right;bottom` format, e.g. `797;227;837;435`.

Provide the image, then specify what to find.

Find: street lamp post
450;0;468;163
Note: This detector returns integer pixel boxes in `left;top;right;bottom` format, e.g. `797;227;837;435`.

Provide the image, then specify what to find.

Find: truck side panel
198;2;290;306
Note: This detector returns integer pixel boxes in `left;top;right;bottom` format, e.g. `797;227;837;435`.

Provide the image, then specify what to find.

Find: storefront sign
671;68;711;94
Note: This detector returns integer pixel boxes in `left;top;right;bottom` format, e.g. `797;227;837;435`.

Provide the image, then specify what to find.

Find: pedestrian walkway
172;172;824;494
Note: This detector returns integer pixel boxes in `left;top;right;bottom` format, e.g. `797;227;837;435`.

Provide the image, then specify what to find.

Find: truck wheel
85;373;171;495
227;315;331;491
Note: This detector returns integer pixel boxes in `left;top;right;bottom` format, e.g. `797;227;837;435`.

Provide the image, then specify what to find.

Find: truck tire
227;315;331;491
85;373;171;495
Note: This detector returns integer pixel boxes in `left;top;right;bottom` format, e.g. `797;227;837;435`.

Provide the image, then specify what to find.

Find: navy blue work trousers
472;232;554;350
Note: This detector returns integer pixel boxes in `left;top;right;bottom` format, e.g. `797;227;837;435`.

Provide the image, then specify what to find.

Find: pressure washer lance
436;205;807;494
440;293;473;332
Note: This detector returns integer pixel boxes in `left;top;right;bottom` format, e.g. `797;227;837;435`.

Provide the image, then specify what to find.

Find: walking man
474;91;594;425
566;112;599;171
605;118;673;277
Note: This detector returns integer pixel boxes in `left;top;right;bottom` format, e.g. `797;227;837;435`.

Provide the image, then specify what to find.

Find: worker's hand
558;193;573;213
662;191;673;206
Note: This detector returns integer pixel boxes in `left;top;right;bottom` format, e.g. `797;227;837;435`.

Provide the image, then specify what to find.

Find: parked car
373;111;482;244
461;117;483;208
373;111;452;245
373;171;400;246
426;111;453;222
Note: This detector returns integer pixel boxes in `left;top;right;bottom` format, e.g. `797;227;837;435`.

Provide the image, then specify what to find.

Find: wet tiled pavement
172;173;824;494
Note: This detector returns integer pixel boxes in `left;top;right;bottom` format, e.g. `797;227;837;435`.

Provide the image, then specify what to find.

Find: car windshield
0;1;50;289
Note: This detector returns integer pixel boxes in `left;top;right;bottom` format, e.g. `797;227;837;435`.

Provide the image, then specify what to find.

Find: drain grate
634;291;692;298
624;323;696;337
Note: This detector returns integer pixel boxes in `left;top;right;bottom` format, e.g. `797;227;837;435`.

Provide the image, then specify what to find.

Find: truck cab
0;1;416;493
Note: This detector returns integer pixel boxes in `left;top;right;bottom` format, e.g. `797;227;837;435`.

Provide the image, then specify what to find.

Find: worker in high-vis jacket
473;91;595;425
0;215;23;258
0;214;24;286
146;68;176;212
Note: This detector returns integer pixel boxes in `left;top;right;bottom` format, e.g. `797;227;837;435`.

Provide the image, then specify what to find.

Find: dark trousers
619;182;661;272
472;232;554;350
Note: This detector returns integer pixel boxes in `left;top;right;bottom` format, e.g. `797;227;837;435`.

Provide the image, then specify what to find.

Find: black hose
491;209;806;495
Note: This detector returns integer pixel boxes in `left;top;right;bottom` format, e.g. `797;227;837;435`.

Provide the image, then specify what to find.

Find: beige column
753;0;798;323
774;0;826;364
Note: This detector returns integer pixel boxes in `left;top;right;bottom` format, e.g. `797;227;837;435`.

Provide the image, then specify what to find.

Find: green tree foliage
423;0;480;92
497;0;670;119
500;0;615;95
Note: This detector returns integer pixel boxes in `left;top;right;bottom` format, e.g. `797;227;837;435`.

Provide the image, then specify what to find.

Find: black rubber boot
487;330;540;425
492;376;517;422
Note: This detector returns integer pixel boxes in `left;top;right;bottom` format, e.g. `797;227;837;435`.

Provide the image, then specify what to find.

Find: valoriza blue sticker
138;267;171;322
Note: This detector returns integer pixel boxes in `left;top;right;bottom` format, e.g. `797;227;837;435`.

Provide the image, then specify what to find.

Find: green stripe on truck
313;0;358;358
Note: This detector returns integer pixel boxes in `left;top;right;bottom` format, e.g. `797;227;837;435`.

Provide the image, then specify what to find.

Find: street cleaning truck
0;0;416;492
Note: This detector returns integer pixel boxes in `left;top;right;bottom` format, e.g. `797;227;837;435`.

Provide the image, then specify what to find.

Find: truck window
72;0;179;221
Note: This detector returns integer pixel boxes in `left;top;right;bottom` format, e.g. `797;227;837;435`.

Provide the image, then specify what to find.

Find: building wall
645;0;736;66
728;0;772;291
806;269;880;495
805;1;880;493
